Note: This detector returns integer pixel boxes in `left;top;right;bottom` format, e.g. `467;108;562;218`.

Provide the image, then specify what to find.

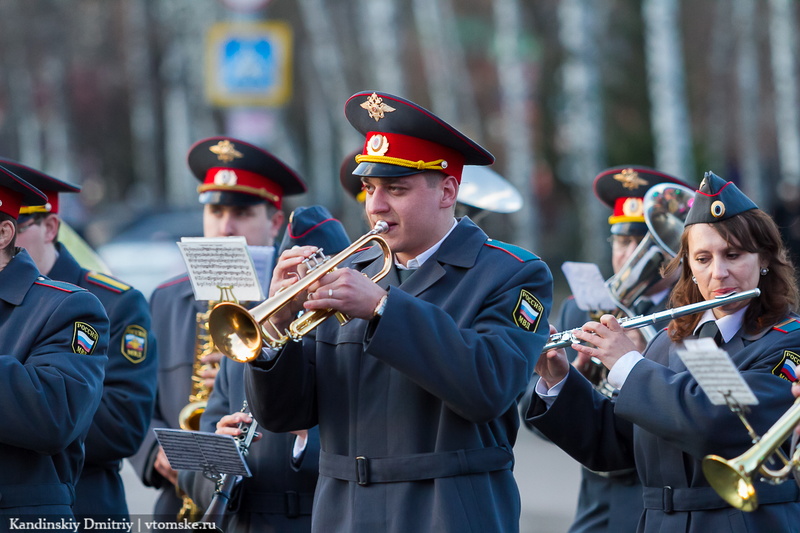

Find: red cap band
360;131;465;181
609;197;645;225
0;189;23;219
198;167;284;208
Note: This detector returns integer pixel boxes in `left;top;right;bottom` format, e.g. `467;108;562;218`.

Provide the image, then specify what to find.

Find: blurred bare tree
0;0;799;286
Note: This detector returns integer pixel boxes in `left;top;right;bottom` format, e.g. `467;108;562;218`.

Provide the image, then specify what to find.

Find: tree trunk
556;0;607;263
0;1;42;167
357;0;405;95
493;0;537;251
733;0;763;202
124;0;163;203
769;0;800;187
641;0;695;180
296;0;364;223
411;0;481;137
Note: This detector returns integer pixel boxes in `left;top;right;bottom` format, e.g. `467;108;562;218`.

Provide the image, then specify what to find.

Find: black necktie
397;267;416;283
697;320;723;346
632;297;653;316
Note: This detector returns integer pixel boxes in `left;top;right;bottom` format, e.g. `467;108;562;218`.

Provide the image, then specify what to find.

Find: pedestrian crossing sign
205;21;293;107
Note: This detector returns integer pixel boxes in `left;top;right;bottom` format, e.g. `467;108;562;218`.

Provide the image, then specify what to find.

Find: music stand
154;428;252;481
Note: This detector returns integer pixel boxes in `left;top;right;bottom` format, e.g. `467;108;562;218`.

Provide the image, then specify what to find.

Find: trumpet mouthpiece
374;220;389;234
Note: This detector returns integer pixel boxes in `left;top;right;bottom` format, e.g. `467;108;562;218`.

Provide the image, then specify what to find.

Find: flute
542;288;761;353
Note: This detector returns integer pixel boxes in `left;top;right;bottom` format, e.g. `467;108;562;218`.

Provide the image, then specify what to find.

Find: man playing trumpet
244;91;553;532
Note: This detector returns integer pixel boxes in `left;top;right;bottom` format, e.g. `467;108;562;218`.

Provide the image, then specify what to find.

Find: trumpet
209;221;392;363
542;288;761;353
703;397;800;511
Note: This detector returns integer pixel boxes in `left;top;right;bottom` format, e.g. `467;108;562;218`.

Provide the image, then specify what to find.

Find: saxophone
179;301;217;431
176;301;219;522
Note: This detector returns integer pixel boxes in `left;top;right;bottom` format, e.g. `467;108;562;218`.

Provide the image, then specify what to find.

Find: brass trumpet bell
702;397;800;511
210;221;392;363
702;454;758;512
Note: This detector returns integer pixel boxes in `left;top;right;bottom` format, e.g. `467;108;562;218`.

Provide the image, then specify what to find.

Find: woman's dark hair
662;209;799;341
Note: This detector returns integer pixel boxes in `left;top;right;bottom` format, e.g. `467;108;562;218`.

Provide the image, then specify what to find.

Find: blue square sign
206;21;292;107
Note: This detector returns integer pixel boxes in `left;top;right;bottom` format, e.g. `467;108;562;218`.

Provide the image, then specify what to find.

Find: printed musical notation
178;237;265;302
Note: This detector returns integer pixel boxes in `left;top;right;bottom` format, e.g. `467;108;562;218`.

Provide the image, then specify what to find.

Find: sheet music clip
217;284;237;304
154;428;252;482
722;391;760;443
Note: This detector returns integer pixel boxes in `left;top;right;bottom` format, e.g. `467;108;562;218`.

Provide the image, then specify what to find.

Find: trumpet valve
302;249;329;273
334;311;351;326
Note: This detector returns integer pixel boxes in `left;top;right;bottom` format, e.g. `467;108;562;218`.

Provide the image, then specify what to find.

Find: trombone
542;289;761;353
703;397;800;512
209;221;392;363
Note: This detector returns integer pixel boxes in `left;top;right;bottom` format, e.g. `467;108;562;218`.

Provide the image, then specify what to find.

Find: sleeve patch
772;350;800;382
513;289;544;332
72;322;100;355
122;324;148;364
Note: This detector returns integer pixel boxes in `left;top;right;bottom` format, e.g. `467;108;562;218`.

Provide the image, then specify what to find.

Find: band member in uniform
244;91;553;532
4;158;157;524
130;136;309;519
0;165;108;521
522;166;691;533
178;204;349;532
528;172;800;532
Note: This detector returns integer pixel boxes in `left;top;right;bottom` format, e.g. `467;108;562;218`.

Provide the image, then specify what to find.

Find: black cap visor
198;190;268;206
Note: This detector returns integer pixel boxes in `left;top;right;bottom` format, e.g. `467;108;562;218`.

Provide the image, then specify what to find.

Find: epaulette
34;277;85;293
483;239;538;262
85;271;131;294
156;275;190;290
772;317;800;333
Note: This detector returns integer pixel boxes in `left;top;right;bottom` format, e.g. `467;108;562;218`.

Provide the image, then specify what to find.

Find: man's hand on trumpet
267;245;323;331
305;268;388;321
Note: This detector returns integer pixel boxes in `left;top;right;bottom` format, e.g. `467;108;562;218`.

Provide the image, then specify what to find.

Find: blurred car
96;208;203;300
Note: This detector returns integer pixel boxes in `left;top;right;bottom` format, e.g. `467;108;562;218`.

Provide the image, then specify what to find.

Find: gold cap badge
209;140;244;163
361;93;396;122
614;168;648;191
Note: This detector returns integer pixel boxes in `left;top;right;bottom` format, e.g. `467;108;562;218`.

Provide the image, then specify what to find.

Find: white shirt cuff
292;433;308;460
606;351;643;389
260;347;280;362
534;374;567;409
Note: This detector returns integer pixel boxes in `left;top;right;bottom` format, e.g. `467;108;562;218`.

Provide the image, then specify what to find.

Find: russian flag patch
513;289;544;332
773;350;800;382
72;322;100;355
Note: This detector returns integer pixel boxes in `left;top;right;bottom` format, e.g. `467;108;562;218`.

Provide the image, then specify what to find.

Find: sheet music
178;236;264;302
561;261;616;312
676;338;759;406
154;428;252;477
